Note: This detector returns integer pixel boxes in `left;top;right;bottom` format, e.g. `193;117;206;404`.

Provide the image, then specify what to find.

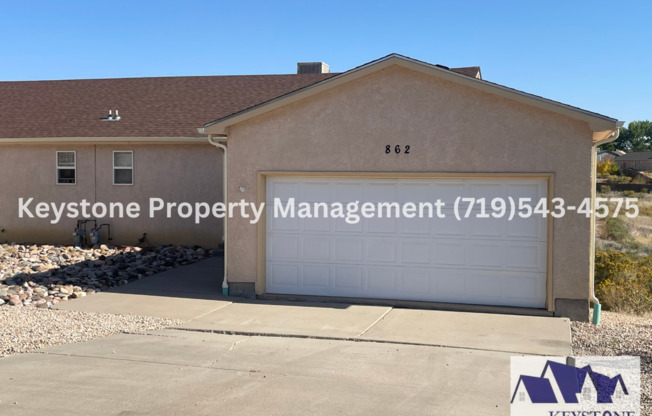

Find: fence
596;182;650;193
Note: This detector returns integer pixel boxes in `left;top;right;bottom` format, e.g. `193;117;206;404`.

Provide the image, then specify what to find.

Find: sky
0;1;650;125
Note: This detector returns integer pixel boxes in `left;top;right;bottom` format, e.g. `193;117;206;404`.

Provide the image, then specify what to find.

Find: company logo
510;356;640;416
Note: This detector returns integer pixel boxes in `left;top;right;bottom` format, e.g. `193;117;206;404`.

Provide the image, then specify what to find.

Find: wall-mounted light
239;186;246;192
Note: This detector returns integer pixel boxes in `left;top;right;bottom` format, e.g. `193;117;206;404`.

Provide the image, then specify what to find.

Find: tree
600;120;652;151
596;160;619;176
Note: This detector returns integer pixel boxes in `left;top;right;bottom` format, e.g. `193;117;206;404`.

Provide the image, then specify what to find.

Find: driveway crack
357;307;393;337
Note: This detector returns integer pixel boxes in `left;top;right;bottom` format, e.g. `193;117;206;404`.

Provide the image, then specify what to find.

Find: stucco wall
225;65;594;304
0;143;223;248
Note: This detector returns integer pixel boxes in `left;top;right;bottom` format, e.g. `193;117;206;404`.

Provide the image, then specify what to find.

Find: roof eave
0;137;209;144
203;54;623;136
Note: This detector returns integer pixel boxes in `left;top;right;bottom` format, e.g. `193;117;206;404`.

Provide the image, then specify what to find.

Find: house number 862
385;145;410;154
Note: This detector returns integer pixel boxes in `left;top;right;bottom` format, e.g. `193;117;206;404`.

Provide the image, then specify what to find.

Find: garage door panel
303;265;331;287
267;236;300;260
334;218;363;233
433;212;467;236
397;215;432;235
268;264;299;286
363;182;397;202
266;176;548;309
467;215;506;238
302;237;331;261
507;216;546;239
366;268;397;291
507;183;546;200
433;269;466;297
366;215;397;234
400;241;430;264
333;266;363;289
333;238;363;262
332;183;364;202
504;243;546;271
366;239;397;263
431;242;466;266
469;183;506;201
270;182;299;203
468;243;503;268
399;269;431;293
300;182;331;203
302;215;331;232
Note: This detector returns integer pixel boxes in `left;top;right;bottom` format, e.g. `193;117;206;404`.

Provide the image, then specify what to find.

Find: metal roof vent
297;62;330;74
102;110;121;121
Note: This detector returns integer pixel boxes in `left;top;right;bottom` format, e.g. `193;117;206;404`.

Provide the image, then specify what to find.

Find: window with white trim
56;151;76;184
113;151;133;185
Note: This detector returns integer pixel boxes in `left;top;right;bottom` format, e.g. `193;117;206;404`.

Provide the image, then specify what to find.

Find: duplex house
0;54;623;320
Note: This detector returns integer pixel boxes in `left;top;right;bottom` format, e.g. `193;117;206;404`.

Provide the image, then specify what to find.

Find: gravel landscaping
572;310;651;415
0;306;181;357
0;243;218;308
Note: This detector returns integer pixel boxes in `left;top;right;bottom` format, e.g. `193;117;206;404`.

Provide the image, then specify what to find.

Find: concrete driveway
0;257;572;415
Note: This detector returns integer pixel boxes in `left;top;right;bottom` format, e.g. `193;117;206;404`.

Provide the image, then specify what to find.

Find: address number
385;145;410;154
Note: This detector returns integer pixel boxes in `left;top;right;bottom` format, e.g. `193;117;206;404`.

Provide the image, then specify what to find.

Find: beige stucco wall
225;65;594;304
0;143;223;248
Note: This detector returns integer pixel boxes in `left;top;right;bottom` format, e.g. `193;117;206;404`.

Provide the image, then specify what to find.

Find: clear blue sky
1;1;649;124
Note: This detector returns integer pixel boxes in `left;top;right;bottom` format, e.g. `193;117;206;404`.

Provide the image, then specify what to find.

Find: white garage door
265;176;548;308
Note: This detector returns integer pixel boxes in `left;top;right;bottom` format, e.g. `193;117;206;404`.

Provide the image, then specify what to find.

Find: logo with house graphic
511;359;628;404
510;356;640;416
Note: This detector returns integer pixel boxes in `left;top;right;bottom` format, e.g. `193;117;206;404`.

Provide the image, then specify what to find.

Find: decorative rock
1;243;216;309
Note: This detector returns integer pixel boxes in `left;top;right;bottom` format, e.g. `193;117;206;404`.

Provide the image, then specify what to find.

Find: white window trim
56;151;76;185
113;150;134;185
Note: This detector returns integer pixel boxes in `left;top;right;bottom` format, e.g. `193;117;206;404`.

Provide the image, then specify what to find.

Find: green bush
605;175;631;184
600;185;611;194
605;217;631;243
642;187;648;194
594;250;652;314
623;190;637;198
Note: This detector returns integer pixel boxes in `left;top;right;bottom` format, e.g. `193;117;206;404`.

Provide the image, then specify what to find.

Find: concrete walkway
0;256;574;415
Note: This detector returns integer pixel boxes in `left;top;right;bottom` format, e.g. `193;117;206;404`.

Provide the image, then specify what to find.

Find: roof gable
203;53;622;136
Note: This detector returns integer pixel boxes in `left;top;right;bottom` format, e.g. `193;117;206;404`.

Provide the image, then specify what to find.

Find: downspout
590;127;621;324
208;134;229;296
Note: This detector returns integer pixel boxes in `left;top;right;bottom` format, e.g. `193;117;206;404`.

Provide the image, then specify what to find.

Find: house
0;70;337;247
512;360;629;404
0;54;623;320
597;149;625;162
631;171;652;185
614;151;652;172
511;375;558;403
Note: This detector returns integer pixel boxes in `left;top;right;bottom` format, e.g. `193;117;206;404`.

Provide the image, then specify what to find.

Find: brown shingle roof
451;66;482;79
0;73;336;138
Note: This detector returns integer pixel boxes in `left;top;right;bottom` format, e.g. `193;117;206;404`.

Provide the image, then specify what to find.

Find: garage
265;176;548;308
202;53;623;320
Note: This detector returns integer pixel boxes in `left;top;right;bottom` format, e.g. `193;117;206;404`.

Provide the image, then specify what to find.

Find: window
113;151;133;185
56;151;76;184
519;392;525;402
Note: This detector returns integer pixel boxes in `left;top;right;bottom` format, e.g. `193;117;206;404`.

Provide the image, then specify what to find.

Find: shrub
596;160;620;176
642;187;648;194
600;185;611;194
594;250;652;314
605;175;631;184
638;205;652;217
623;190;637;198
605;217;631;243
